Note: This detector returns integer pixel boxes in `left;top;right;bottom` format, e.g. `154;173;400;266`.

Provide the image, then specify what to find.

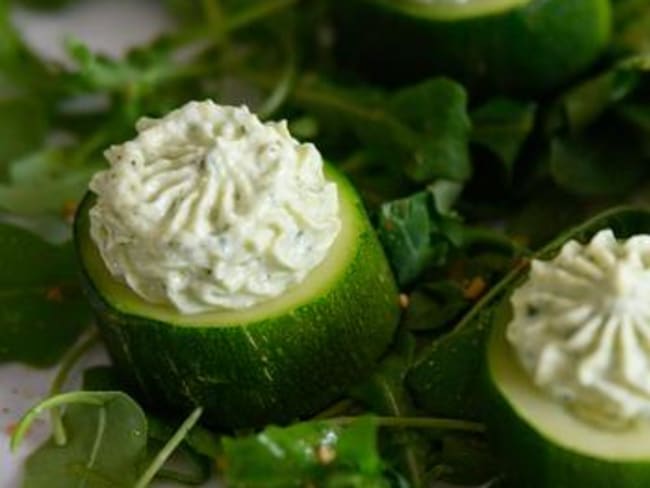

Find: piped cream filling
508;229;650;428
89;101;341;314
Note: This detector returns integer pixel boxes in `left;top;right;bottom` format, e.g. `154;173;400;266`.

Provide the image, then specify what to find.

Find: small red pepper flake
463;277;487;301
46;286;64;303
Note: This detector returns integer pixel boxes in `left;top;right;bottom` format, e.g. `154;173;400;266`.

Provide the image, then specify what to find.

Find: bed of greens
2;0;650;486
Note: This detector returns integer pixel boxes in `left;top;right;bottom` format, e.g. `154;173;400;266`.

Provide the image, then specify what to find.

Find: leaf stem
330;416;485;434
226;0;297;32
85;406;108;481
242;71;419;149
134;407;204;488
49;329;101;446
257;33;296;119
10;392;115;452
171;0;297;46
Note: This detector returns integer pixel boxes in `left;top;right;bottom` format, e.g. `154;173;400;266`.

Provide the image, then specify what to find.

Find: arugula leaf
613;0;650;54
82;364;222;458
377;190;462;287
433;434;498;486
403;281;468;333
0;222;91;366
64;37;178;94
547;55;650;135
506;184;590;248
0;148;99;216
389;78;471;183
276;76;471;188
549;123;648;196
470;98;536;177
14;390;207;488
407;306;495;421
349;334;430;488
14;392;148;488
0;98;48;169
0;2;55;95
223;416;390;488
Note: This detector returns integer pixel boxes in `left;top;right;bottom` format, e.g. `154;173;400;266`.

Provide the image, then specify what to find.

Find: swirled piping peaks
508;229;650;428
89;101;341;314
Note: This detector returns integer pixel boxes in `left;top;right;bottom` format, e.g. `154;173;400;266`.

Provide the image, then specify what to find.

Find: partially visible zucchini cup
483;207;650;487
75;165;400;429
333;0;612;96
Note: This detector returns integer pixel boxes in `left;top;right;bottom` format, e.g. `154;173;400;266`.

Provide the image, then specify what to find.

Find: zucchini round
333;0;612;96
484;208;650;487
74;165;400;428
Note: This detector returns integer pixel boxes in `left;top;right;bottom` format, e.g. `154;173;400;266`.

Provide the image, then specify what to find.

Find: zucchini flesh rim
488;302;650;461
78;170;362;329
371;0;531;21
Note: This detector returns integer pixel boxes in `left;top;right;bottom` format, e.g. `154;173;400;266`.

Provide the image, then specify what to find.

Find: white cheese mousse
507;229;650;428
88;100;341;314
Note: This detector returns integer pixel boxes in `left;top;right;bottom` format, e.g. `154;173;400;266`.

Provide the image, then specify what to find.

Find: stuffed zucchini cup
485;208;650;487
334;0;611;96
74;101;400;428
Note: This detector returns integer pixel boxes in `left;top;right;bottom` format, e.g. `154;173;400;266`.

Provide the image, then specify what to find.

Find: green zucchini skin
333;0;611;96
483;207;650;487
74;167;400;429
485;319;650;488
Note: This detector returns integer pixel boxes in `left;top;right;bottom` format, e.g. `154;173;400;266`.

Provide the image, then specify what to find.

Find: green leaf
64;37;176;94
16;392;148;488
549;124;648;196
148;415;222;461
0;3;54;95
15;390;209;488
390;78;471;183
81;365;223;460
283;77;471;187
377;191;462;286
0;222;91;366
0;149;99;216
506;185;590;249
407;307;495;421
223;416;390;488
403;281;468;332
547;54;650;135
349;335;430;488
134;407;204;488
434;434;498;485
409;207;650;423
470;98;536;176
617;102;650;133
427;179;462;216
614;0;650;54
0;98;48;169
350;334;416;417
555;69;639;134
